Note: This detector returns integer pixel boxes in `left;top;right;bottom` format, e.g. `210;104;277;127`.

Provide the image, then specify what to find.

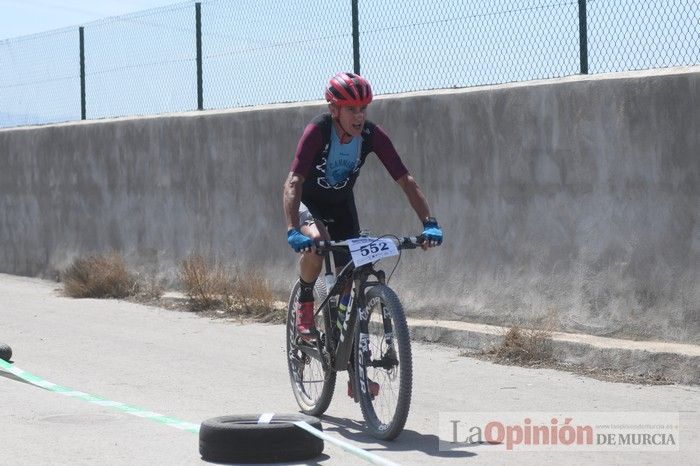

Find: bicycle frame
288;233;425;438
333;262;386;371
295;233;425;373
295;245;388;373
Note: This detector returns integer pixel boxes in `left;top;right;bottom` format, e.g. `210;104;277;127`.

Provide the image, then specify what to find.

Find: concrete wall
1;67;698;344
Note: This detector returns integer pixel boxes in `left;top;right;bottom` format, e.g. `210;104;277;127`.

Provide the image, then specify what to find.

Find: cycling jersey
325;128;361;186
290;113;408;206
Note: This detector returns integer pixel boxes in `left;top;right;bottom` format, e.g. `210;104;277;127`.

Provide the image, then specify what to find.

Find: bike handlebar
314;235;425;254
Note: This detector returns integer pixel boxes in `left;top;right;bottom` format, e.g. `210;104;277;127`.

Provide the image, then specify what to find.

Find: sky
0;0;179;40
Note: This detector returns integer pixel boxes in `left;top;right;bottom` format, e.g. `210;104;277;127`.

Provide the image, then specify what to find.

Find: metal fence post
196;2;204;110
352;0;360;74
79;26;86;120
578;0;588;74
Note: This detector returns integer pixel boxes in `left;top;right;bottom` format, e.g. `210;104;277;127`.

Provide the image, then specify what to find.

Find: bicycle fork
356;286;399;399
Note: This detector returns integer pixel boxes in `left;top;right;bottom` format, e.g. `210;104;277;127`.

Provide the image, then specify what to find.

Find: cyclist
283;72;443;347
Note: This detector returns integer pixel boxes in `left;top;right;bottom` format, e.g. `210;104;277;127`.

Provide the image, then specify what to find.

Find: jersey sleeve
372;125;409;181
290;122;324;178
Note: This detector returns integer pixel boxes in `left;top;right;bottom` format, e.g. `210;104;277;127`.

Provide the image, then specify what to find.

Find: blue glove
422;217;443;246
287;228;313;253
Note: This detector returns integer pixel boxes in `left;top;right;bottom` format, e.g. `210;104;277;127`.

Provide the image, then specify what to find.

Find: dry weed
495;326;553;364
230;268;284;322
178;255;283;321
178;255;233;311
62;252;138;299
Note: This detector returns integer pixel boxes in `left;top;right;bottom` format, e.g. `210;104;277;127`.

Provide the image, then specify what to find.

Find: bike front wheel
286;279;336;416
355;284;412;440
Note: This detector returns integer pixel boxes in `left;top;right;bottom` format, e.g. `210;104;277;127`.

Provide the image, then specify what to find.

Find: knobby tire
286;279;336;416
355;284;412;440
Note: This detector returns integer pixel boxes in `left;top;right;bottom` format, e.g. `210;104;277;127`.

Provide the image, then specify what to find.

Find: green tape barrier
0;359;400;465
0;358;200;433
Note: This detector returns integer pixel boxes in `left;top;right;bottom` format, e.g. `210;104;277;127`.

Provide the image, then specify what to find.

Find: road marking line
294;420;400;466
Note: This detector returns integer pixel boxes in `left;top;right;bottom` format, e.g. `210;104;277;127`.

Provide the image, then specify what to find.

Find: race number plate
348;237;398;266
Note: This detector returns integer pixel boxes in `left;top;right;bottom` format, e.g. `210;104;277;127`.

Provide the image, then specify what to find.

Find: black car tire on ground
199;413;324;463
0;343;12;362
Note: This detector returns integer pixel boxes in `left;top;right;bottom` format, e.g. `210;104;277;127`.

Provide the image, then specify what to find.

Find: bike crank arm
296;337;333;371
368;356;399;369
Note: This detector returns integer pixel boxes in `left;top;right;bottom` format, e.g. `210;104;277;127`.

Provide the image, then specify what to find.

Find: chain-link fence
202;0;352;108
83;3;197;120
1;0;698;128
588;0;699;73
0;28;81;127
362;0;583;93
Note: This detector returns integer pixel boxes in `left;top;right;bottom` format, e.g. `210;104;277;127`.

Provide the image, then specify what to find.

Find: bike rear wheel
286;279;336;416
355;284;412;440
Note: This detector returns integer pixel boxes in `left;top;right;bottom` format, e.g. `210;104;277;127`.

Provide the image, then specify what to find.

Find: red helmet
324;72;373;106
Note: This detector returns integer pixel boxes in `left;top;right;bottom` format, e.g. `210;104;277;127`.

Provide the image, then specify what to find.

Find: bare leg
299;222;330;283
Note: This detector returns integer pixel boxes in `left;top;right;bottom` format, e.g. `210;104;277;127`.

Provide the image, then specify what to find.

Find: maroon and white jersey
290;113;408;206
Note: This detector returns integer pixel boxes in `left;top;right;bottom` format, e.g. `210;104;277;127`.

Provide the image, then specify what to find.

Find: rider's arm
396;173;431;222
284;121;324;231
371;124;409;181
283;172;305;230
370;125;431;222
398;173;442;249
371;123;441;248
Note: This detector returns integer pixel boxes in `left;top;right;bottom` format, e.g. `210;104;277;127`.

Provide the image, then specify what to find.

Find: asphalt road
1;273;698;465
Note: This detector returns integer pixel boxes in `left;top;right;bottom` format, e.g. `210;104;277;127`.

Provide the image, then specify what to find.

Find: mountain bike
286;233;424;441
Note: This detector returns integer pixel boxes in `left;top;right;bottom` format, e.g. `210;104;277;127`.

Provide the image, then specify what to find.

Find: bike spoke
357;285;412;440
286;279;336;416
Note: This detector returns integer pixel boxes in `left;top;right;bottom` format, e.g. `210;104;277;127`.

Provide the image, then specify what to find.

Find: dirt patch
130;294;287;324
460;324;674;385
462;349;673;386
59;251;286;324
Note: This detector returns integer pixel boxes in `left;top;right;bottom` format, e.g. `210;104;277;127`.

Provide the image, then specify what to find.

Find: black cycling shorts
299;196;360;267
